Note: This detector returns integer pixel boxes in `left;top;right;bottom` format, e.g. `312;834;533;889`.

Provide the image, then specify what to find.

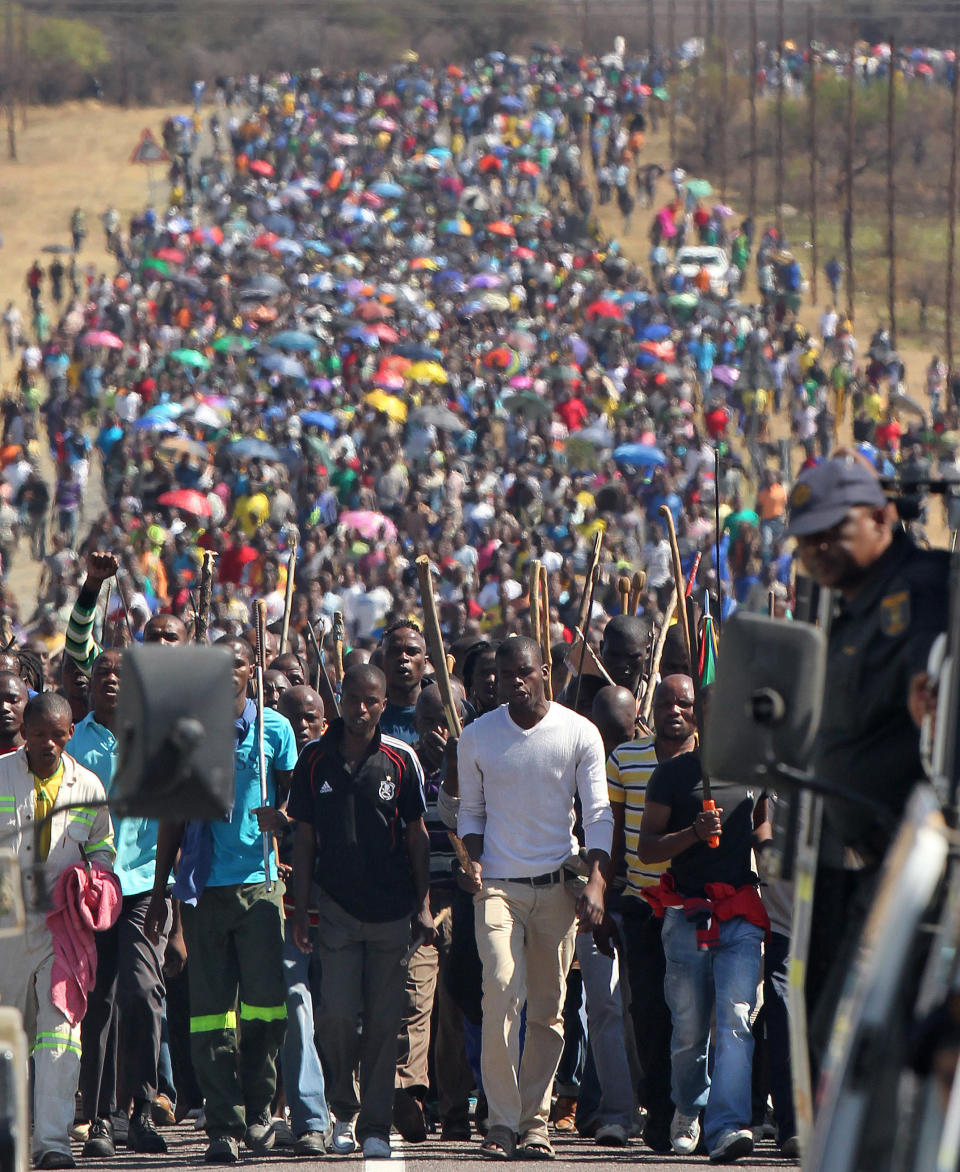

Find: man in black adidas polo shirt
289;663;434;1161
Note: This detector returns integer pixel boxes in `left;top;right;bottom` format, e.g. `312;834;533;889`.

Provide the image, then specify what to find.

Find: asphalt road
74;1122;798;1169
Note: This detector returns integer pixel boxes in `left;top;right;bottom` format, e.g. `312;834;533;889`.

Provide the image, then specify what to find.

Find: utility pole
19;1;27;130
845;35;856;322
886;31;897;345
749;0;758;220
947;38;960;379
808;3;818;305
720;0;728;201
4;0;16;161
647;0;655;56
775;0;785;237
668;0;677;160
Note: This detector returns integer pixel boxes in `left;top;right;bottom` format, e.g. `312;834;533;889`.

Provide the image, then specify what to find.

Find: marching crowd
0;40;954;1170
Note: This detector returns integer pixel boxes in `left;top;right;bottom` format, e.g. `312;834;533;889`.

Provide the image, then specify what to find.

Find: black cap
785;458;887;537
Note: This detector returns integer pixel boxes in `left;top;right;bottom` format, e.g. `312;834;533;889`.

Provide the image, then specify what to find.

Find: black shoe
441;1116;471;1141
127;1111;168;1154
243;1109;275;1154
393;1088;427;1143
204;1137;239;1164
293;1131;327;1156
35;1153;77;1170
82;1118;115;1159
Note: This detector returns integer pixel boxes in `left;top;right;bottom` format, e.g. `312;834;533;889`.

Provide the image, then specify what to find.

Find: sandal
517;1135;556;1160
480;1125;516;1160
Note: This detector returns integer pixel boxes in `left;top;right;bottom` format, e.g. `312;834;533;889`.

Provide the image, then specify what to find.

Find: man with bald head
561;615;648;717
278;686;326;753
289;663;433;1160
607;673;697;1154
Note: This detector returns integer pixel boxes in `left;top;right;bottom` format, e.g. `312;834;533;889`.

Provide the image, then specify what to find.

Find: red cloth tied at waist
640;871;771;949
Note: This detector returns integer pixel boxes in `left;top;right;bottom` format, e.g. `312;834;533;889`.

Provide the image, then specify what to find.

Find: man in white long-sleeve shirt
457;635;613;1160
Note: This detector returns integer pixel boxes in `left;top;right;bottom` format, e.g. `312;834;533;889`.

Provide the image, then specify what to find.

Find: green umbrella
668;292;700;308
141;258;170;275
211;334;254;354
169;348;211;370
653;86;670;101
502;391;552;418
684;178;713;198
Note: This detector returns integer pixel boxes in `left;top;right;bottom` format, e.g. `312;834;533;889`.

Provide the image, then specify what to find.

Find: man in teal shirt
147;638;297;1165
70;651;171;1158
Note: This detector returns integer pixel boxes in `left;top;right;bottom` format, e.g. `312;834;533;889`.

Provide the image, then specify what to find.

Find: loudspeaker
110;646;235;821
703;613;826;785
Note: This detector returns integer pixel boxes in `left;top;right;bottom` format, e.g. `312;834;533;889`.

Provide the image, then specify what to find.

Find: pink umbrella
657;208;677;238
374;371;405;391
509;375;533;389
80;330;123;349
157;488;212;517
339;509;398;542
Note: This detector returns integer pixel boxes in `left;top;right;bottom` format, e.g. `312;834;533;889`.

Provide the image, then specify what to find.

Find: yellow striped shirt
607;738;667;899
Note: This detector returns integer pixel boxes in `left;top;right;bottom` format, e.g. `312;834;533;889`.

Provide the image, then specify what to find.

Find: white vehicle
675;245;730;296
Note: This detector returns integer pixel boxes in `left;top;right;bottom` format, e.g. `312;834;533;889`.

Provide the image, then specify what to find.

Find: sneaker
243;1109;275;1154
709;1128;754;1164
670;1109;701;1156
127;1110;167;1154
151;1095;176;1127
330;1120;357;1155
35;1153;77;1170
82;1118;115;1159
393;1088;427;1143
362;1136;392;1159
204;1136;239;1164
293;1131;327;1156
780;1135;801;1158
595;1122;629;1147
270;1118;295;1148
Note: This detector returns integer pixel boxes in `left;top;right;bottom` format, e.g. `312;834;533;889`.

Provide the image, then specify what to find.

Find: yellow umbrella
410;257;439;271
406;361;448;384
364;389;408;421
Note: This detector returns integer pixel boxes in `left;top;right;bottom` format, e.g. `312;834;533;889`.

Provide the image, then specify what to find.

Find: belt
502;870;563;887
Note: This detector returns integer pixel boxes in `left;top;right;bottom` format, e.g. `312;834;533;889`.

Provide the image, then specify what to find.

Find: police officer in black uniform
785;455;950;1067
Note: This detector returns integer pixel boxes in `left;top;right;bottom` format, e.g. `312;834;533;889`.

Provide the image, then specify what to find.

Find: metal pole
845;35;856;322
749;0;758;220
808;4;818;305
720;0;728;203
668;0;677;159
775;0;785;238
18;2;27;130
948;40;960;380
887;31;897;346
4;0;16;160
647;0;655;56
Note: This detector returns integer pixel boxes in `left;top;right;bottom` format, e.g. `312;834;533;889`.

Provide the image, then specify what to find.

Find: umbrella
158;488;212;517
364;390;408;421
613;443;667;468
132;417;179;433
338;509;398;542
141;258;171;276
239;274;285;299
249;159;275;178
299;410;338;431
158;436;210;460
188;404;227;430
356;301;393;321
80;330;124;349
437;219;473;237
394;343;443;361
260;354;306;379
42;243;72;254
270;330;317;352
211;334;255;354
153;247;185;264
374;371;406;392
638;323;673;342
541;363;580;383
585;299;624;321
653;86;670;101
226;438;281;461
142;402;184;422
406;361;448;384
409;405;465;433
486;221;516;237
684;178;713;198
711;365;741;387
169;348;211;370
502;391;552;418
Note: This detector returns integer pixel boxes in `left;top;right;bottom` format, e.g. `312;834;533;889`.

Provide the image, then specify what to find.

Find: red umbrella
640;340;676;360
157;489;212;517
486;220;516;237
484;346;514;370
249;159;275;178
153;247;185;264
517;160;540;176
356;300;393;321
252;232;279;250
80;329;124;349
478;154;502;174
190;225;224;245
585;299;624;321
373;370;405;391
369;323;399;343
512;246;536;259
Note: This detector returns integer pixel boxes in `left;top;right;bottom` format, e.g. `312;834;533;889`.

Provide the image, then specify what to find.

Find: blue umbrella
638;323;673;341
260;353;307;379
132;417;179;433
370;181;404;198
394;342;443;361
304;240;333;255
613;443;667;468
142;402;184;421
299;410;338;431
273;239;303;257
262;213;295;236
499;94;526;112
226;438;281;461
270;330;317;352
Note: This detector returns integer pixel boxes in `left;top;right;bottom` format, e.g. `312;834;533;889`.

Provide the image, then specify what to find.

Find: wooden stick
573;627;616;687
529;559;541;642
575;530;604;635
279;536;297;653
658;505;693;676
628;570;646;614
714;445;723;634
195;550;217;645
572;560;601;713
618;575;631;615
333;611;345;685
415;555;461;738
305;620;340;720
640;587;677;725
539;564;552;702
254;600;273;893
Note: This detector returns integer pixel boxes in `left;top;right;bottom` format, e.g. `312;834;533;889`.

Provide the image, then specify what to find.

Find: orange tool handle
703;799;720;849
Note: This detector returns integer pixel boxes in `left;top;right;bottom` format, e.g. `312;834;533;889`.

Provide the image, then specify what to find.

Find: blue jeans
281;919;331;1137
661;908;763;1151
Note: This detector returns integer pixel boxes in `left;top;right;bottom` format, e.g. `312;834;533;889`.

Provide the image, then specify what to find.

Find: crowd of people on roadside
0;40;955;1170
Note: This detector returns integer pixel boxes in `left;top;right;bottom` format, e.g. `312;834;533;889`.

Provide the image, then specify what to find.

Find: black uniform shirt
814;530;949;861
288;719;426;923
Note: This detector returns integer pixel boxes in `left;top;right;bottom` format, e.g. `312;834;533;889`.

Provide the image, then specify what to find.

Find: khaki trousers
474;880;577;1139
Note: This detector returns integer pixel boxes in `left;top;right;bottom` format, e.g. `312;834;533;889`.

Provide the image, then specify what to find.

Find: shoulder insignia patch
789;482;811;509
880;589;909;637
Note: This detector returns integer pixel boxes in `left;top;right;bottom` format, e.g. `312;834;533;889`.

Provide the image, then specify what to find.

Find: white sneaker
709;1128;754;1164
670;1109;701;1155
595;1122;629;1146
362;1136;392;1159
330;1120;357;1154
